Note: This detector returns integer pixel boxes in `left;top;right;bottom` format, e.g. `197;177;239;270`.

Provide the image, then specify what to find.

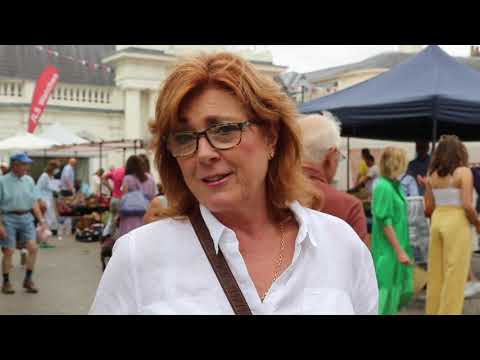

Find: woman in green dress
371;147;414;315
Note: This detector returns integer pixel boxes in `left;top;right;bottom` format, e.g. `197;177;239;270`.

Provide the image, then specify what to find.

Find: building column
124;88;142;140
149;90;158;121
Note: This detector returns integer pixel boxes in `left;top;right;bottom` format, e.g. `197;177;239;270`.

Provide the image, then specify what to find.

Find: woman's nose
196;136;220;162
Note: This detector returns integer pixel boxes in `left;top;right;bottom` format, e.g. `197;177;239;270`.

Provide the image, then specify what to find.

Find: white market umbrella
0;132;60;151
39;122;89;145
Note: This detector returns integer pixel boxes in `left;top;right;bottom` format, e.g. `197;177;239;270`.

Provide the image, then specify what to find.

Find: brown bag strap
188;204;252;315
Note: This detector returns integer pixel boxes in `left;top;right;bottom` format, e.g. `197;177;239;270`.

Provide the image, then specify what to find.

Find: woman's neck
213;202;274;238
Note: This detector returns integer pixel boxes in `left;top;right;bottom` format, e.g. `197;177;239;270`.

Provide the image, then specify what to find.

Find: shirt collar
199;201;317;255
6;172;23;180
289;201;318;248
199;204;228;255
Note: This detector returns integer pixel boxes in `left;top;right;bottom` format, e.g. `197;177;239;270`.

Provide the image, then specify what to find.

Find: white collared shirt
89;202;378;315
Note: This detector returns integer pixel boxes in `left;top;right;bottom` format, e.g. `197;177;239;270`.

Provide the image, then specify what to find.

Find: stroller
100;219;119;271
75;212;104;243
100;198;120;271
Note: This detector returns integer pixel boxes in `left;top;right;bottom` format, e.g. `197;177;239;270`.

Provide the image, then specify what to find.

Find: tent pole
123;147;126;165
99;142;103;170
98;143;103;197
134;140;137;155
347;137;350;191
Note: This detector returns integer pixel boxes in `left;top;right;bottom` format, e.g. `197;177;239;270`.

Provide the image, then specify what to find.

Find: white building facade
0;45;286;183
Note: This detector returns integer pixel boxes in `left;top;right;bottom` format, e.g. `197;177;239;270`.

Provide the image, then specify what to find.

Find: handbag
188;204;252;315
119;191;149;216
119;177;150;216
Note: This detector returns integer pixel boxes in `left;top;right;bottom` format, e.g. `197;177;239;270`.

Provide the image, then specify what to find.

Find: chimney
399;45;423;53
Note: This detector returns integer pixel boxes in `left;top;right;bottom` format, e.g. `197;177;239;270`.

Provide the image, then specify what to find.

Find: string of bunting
34;45;114;74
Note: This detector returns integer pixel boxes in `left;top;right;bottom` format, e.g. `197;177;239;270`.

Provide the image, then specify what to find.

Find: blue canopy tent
299;45;480;143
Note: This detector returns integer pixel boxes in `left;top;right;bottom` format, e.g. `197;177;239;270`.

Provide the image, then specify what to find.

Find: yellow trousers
426;206;472;315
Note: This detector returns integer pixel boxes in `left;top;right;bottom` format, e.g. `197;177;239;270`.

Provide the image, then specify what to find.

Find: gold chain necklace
261;222;286;302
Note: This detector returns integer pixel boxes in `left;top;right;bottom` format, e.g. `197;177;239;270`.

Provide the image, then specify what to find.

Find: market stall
297;45;480;281
45;138;147;242
299;45;480;144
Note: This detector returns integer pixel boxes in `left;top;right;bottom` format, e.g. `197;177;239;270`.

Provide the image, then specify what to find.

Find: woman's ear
266;123;279;149
324;148;337;168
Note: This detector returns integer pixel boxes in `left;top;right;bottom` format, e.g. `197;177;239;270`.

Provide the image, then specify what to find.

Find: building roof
303;51;480;84
304;52;412;83
0;45;116;86
275;72;315;93
0;45;284;87
115;47;170;56
106;46;280;66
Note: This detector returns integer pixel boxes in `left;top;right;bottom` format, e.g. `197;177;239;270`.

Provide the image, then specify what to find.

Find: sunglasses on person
166;121;253;158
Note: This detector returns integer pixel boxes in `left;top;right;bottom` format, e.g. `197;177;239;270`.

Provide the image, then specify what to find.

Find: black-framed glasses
337;149;347;162
330;147;346;162
166;121;253;158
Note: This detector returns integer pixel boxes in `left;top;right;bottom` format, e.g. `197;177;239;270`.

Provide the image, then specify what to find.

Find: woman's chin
200;194;239;214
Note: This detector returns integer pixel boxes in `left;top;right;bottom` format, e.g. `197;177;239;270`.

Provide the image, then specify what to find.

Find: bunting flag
34;45;114;74
28;65;60;133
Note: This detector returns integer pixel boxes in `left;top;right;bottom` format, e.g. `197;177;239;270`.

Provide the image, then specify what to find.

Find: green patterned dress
371;177;414;315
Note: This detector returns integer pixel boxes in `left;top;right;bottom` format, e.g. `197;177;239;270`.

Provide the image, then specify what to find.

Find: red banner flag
28;65;60;133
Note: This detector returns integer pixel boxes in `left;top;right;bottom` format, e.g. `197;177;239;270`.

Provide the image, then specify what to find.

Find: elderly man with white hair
60;158;77;197
300;112;369;248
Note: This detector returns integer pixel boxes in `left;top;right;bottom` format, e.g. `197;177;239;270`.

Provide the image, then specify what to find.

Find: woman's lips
202;173;232;187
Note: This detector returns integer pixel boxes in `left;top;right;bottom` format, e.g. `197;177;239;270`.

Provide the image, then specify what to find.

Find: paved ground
399;253;480;315
1;234;480;315
0;235;102;315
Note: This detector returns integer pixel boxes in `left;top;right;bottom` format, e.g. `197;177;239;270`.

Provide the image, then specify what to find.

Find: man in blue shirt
0;153;46;294
406;141;431;196
60;158;77;197
400;173;420;197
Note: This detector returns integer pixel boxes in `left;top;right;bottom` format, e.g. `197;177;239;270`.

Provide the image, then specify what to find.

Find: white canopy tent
47;139;147;168
0;132;60;151
38;122;89;146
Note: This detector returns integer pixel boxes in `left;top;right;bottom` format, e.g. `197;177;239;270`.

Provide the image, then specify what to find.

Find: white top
432;188;462;207
89;201;378;315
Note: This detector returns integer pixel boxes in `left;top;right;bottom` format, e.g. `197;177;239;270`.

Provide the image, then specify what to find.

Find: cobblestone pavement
0;235;102;315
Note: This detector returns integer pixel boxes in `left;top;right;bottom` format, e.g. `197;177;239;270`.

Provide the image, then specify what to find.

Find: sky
260;45;472;73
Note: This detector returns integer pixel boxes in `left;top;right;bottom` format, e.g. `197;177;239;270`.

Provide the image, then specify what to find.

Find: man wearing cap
0;153;46;294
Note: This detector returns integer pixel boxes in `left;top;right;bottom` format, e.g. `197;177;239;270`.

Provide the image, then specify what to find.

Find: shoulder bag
188;204;252;315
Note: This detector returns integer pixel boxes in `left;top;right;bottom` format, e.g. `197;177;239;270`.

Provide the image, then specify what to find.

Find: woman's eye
174;134;194;144
214;124;236;134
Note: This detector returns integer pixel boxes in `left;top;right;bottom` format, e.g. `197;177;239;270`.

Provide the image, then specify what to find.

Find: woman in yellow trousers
424;135;480;315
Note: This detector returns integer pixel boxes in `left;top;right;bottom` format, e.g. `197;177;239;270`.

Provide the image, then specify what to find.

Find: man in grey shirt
60;158;77;197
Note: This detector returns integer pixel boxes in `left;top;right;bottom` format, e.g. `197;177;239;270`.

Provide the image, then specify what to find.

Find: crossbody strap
188;204;252;315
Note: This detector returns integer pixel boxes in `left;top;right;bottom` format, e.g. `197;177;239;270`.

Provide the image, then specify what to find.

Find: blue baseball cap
10;153;33;164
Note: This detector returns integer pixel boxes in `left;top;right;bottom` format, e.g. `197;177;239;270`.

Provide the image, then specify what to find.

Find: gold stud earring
269;150;275;160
